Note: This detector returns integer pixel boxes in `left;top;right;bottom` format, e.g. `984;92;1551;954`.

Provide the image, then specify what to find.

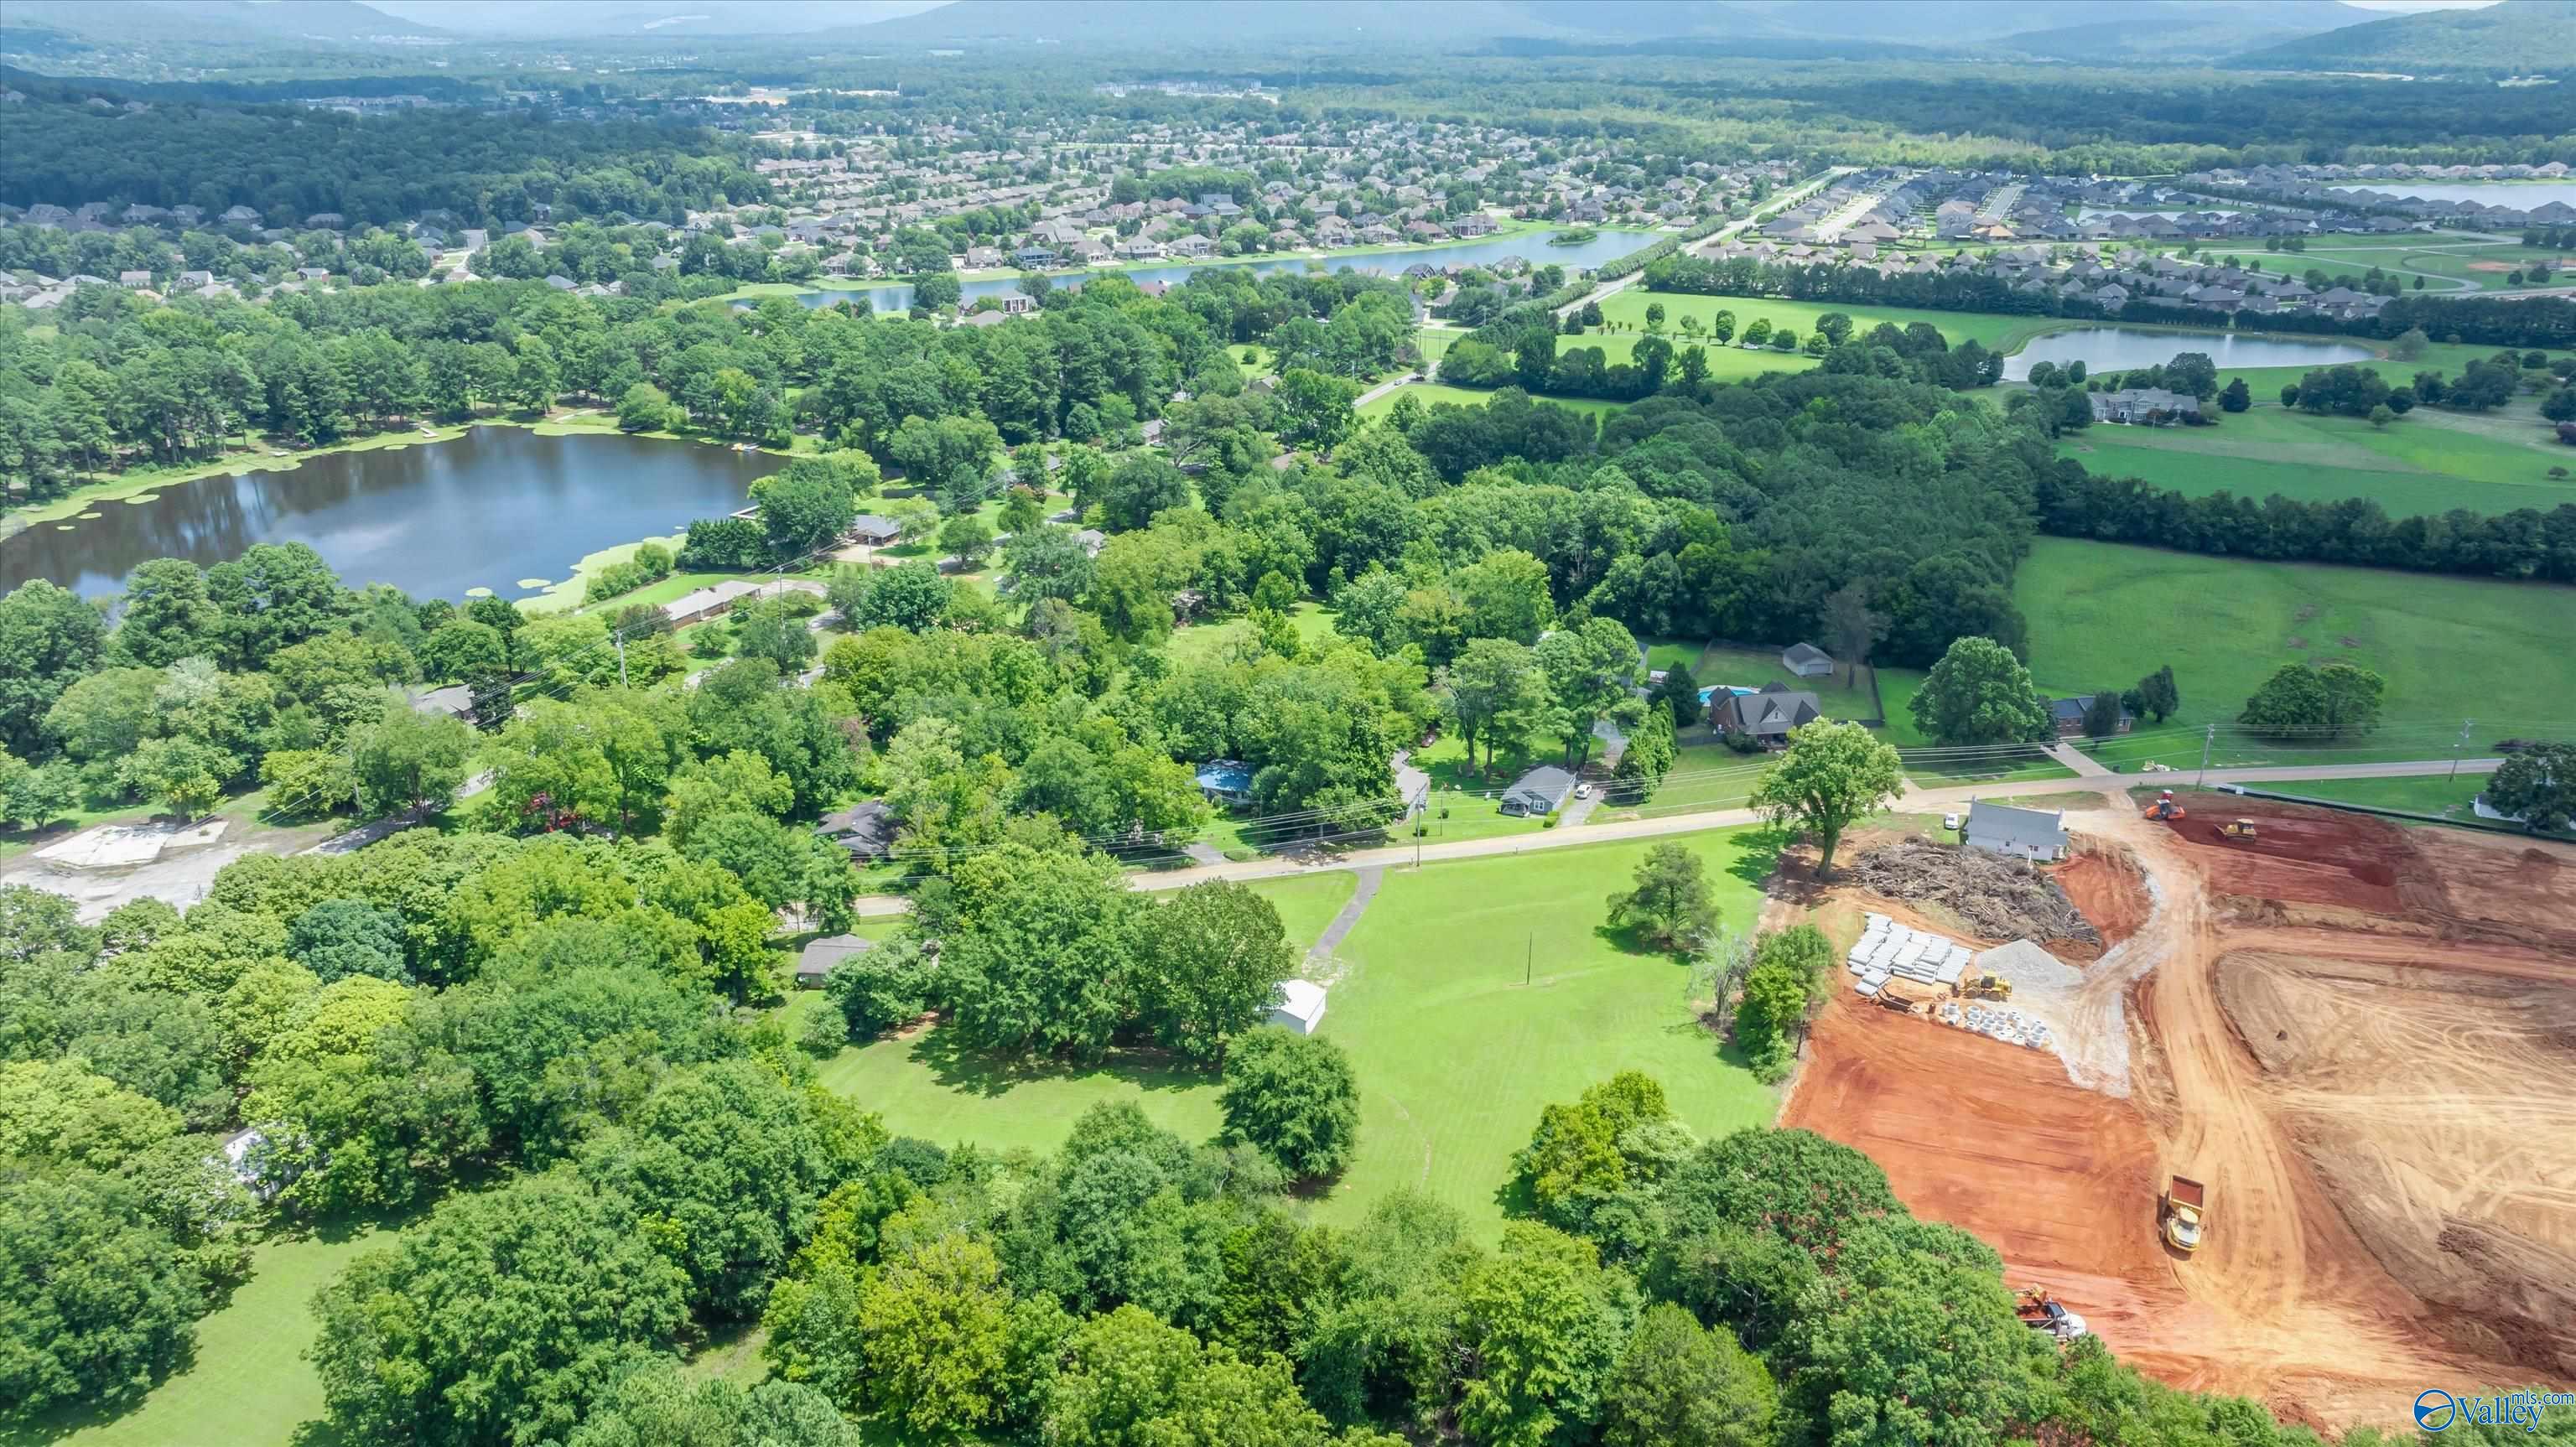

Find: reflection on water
2;427;775;601
2004;327;2377;381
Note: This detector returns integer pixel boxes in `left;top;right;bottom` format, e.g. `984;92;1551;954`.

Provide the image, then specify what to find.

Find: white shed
1266;978;1328;1035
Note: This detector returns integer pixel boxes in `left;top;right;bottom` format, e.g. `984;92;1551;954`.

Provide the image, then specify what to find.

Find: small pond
776;228;1661;311
2004;327;2378;381
1;427;775;602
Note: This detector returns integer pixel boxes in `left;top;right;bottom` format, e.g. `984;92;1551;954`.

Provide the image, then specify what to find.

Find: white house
1781;642;1834;677
1961;801;2070;862
1267;978;1328;1035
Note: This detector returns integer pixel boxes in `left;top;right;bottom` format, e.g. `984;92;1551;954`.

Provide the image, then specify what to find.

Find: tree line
0;91;771;229
0;262;1415;502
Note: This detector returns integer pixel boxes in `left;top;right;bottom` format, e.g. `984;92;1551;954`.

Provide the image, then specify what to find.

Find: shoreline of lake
1;423;785;604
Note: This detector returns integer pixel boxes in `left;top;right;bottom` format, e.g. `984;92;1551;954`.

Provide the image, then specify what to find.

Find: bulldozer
1963;973;2014;1001
2143;790;2186;822
2221;818;2258;842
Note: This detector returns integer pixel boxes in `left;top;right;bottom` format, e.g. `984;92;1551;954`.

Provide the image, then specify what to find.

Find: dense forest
0;92;770;228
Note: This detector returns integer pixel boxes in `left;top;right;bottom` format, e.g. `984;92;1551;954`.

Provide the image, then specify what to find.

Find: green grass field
2013;537;2576;744
1290;829;1780;1228
2174;236;2572;294
1593;288;2061;355
1540;329;1823;382
2243;771;2491;817
802;831;1782;1234
20;1222;408;1447
1689;643;1878;719
1361;381;1627;422
2058;397;2576;517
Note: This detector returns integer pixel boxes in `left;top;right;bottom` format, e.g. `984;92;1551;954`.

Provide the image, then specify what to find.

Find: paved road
838;755;2507;915
1550;166;1852;322
1353;371;1420;409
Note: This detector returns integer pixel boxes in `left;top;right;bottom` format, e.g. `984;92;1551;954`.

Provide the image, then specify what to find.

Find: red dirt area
2049;843;2151;960
1781;990;2194;1356
2157;801;2405;914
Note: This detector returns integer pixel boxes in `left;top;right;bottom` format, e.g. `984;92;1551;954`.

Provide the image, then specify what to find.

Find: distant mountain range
835;0;2442;60
2231;0;2576;75
3;0;444;48
1;0;2530;66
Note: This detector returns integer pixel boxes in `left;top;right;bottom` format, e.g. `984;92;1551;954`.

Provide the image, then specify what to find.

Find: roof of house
1270;978;1327;1028
2050;694;2131;724
1962;801;2070;856
849;513;901;537
661;578;764;619
818;801;894;858
1783;641;1832;667
797;933;873;979
1503;765;1576;812
1721;688;1822;735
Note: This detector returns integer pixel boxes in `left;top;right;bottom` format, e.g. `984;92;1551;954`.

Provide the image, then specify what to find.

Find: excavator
2143;790;2186;822
2016;1286;2089;1343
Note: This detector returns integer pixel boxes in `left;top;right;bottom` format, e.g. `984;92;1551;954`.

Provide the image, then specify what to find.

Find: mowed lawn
1307;829;1779;1230
808;831;1781;1235
1362;380;1627;422
1593;288;2061;354
2058;396;2576;517
28;1222;408;1447
2013;537;2576;733
802;872;1355;1157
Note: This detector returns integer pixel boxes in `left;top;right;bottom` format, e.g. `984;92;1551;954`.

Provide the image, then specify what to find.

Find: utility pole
2196;723;2215;788
613;629;629;688
2450;717;2473;779
1524;935;1533;988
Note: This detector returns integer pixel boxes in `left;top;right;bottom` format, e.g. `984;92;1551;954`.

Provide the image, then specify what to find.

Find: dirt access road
1786;797;2574;1429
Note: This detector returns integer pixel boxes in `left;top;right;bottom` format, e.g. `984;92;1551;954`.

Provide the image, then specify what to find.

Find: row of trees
0;259;1415;501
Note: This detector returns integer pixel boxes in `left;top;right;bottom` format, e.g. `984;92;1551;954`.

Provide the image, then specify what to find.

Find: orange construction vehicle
2015;1285;2089;1342
2143;790;2186;822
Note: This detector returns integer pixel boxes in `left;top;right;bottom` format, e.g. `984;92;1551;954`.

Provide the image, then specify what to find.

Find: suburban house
1267;978;1328;1035
1962;801;2070;861
1500;765;1576;817
1714;683;1824;745
796;933;872;989
847;514;902;547
2050;694;2135;736
1781;642;1835;677
817;800;896;860
1196;760;1255;805
662;578;765;627
2089;388;2202;425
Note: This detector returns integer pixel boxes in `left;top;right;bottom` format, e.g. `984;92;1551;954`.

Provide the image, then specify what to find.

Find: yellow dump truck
2161;1175;2207;1253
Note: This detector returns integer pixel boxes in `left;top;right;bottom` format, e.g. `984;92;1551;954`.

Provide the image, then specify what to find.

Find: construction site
1780;796;2576;1429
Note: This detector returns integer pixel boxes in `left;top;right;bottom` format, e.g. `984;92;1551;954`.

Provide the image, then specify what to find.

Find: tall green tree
309;1170;693;1447
1906;635;2053;747
1219;1027;1360;1180
1600;1302;1778;1447
1747;720;1903;877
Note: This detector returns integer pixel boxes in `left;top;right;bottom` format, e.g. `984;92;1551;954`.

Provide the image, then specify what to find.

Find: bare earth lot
1782;796;2576;1429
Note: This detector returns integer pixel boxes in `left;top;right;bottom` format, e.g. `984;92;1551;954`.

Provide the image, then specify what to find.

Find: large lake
2005;327;2378;381
2328;181;2576;209
2;428;772;602
780;228;1660;311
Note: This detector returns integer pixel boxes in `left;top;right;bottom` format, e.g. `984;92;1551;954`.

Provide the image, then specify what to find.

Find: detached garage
1266;978;1328;1035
